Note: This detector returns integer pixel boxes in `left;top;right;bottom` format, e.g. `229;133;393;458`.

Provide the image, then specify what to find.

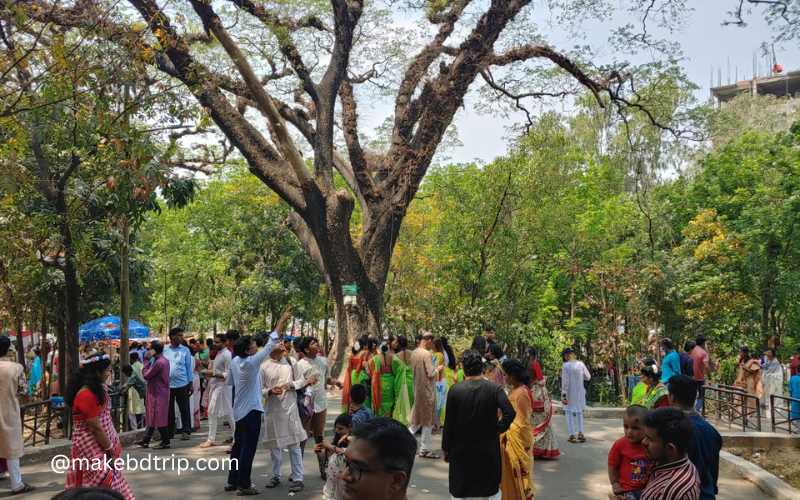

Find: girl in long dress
527;348;559;459
437;337;457;426
734;346;763;413
499;359;534;500
64;353;133;499
761;348;784;413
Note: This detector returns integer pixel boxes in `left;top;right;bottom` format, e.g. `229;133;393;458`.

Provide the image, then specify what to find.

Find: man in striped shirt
641;408;700;500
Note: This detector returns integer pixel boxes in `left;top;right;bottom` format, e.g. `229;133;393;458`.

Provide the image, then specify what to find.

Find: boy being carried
608;405;651;500
349;384;374;429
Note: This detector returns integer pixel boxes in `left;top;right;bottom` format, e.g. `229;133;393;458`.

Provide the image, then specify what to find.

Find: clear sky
359;1;800;165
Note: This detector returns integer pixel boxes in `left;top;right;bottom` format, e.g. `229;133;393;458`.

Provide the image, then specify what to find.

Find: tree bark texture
120;217;130;368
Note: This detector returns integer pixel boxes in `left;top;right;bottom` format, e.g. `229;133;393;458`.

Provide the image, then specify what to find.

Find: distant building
711;70;800;104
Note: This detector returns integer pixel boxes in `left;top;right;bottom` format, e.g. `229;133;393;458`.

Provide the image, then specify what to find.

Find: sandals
288;480;304;493
265;477;280;489
577;433;586;443
567;435;578;443
418;450;441;459
11;483;35;495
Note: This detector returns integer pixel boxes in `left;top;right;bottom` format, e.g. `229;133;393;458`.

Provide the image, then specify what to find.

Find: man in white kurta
560;347;591;442
200;335;234;448
261;342;317;493
0;336;33;494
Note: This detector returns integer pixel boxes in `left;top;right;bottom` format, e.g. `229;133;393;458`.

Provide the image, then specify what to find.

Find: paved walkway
4;414;764;499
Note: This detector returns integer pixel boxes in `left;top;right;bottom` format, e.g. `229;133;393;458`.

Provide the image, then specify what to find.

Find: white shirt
298;355;329;413
260;357;308;448
227;332;279;421
561;359;591;411
208;348;233;417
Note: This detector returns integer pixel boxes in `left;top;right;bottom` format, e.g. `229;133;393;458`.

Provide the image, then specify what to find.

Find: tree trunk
761;238;780;341
57;191;81;383
56;317;66;396
14;314;25;368
119;217;130;368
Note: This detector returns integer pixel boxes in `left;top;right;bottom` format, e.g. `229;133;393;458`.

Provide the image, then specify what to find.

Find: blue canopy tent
79;315;151;343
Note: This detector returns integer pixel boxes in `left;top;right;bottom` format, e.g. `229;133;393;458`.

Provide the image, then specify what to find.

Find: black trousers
168;383;192;438
143;425;170;445
227;410;262;490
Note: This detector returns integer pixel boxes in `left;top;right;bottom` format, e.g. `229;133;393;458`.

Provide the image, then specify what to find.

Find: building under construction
711;70;800;104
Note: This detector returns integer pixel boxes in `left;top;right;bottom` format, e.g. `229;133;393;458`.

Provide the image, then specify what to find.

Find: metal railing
19;398;68;446
19;390;131;447
769;394;800;434
701;384;762;432
547;374;621;406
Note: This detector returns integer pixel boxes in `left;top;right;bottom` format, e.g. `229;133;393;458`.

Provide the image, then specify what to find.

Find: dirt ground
725;446;800;489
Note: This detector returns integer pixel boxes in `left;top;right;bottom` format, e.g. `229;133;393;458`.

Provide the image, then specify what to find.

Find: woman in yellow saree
500;358;534;500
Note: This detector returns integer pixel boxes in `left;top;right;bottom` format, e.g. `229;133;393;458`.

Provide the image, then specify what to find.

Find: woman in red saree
528;348;560;459
64;353;133;499
341;336;373;412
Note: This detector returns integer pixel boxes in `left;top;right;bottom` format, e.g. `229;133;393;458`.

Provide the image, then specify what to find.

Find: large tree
10;0;794;372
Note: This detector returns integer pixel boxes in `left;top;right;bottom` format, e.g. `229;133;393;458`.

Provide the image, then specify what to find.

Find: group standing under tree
1;318;760;500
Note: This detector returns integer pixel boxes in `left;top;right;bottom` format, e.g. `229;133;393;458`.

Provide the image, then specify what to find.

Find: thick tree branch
230;0;320;105
339;80;377;202
310;0;363;187
393;0;472;141
188;0;311;188
287;212;327;278
388;0;531;203
121;0;307;210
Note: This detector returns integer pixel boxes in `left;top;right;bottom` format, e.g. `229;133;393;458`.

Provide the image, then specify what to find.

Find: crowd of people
2;319;800;499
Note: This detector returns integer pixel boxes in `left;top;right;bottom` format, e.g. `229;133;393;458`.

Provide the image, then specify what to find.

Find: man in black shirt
443;350;516;499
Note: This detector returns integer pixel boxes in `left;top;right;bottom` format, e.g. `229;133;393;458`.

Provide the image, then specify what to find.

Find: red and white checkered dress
65;388;134;499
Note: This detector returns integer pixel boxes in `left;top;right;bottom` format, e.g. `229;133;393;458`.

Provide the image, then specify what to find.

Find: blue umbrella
78;315;151;343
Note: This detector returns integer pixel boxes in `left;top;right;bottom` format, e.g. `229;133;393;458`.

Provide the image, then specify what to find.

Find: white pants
566;409;584;435
409;425;433;452
6;457;23;491
207;414;234;443
128;413;140;430
270;444;304;482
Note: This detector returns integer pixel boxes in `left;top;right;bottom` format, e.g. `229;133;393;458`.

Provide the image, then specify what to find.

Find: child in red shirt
608;405;651;500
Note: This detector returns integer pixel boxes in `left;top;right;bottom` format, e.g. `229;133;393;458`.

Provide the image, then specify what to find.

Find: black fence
769;394;800;434
19;399;68;447
701;384;762;432
547;373;622;406
19;390;130;447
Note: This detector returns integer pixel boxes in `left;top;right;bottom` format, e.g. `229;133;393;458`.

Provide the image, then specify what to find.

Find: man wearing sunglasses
340;417;417;500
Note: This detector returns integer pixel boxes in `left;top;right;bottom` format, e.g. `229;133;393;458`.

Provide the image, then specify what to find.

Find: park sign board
343;283;358;306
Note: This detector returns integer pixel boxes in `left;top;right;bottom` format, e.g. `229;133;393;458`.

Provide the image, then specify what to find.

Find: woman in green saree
388;335;414;425
640;364;670;409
